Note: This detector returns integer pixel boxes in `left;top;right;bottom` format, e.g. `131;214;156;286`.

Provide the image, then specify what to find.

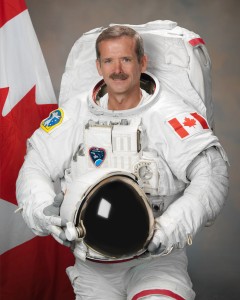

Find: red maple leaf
183;117;196;128
0;86;57;205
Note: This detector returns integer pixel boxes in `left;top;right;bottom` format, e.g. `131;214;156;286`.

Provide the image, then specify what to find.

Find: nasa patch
40;108;64;133
89;147;106;167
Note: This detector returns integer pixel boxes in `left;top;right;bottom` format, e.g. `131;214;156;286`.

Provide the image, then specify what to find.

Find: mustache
109;73;129;80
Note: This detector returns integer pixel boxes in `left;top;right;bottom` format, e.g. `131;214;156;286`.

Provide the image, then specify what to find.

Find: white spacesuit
16;21;229;300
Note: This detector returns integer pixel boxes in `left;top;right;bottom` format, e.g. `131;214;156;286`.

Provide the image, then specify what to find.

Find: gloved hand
35;192;72;247
73;240;88;261
147;212;192;256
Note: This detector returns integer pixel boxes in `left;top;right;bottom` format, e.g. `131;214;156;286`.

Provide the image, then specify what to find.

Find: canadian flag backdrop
0;0;74;299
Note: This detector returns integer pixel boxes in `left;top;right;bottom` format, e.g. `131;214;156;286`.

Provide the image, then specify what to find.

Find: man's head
96;25;144;63
95;25;148;109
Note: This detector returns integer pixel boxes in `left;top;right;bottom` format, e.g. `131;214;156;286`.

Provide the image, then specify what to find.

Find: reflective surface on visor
79;176;152;258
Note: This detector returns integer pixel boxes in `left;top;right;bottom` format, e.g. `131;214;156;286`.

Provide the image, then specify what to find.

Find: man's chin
109;87;128;95
108;82;129;94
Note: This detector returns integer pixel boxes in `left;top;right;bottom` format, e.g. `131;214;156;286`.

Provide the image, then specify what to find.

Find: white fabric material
16;147;68;244
148;147;229;252
16;83;227;239
15;78;229;299
17;147;56;236
15;79;229;300
66;249;194;300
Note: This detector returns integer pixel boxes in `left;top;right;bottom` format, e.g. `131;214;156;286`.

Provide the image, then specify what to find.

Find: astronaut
16;25;229;300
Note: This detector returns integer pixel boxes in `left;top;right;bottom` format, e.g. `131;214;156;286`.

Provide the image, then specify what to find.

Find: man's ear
141;54;148;72
96;59;102;76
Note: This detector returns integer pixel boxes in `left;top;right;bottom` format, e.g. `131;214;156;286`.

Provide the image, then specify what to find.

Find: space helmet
61;169;154;260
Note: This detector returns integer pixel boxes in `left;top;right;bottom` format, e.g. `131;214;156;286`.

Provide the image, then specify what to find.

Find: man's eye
122;57;131;62
103;59;112;64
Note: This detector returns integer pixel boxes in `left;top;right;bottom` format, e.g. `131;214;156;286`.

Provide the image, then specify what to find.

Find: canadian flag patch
167;112;210;139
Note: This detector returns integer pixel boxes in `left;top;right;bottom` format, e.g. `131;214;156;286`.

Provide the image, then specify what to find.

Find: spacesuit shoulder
27;93;88;180
144;90;221;181
39;92;88;135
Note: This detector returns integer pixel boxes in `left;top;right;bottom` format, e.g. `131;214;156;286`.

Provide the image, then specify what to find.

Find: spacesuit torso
28;72;223;262
37;73;220;187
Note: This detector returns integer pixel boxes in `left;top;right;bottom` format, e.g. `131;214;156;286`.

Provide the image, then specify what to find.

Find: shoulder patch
40;108;64;133
167;112;210;139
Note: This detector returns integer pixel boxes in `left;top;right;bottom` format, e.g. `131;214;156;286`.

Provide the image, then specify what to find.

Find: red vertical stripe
132;289;185;300
191;112;209;129
168;118;189;138
189;38;205;47
0;0;27;28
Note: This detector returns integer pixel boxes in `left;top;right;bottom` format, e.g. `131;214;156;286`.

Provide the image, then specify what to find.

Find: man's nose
113;60;123;73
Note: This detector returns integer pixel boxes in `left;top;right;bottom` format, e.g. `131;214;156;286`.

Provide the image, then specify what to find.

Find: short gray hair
96;25;144;63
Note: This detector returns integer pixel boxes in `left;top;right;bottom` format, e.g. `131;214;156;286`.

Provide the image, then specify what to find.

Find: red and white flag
168;112;210;139
0;1;74;299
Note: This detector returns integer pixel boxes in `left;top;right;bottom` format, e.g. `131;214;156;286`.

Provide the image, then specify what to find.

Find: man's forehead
98;36;136;56
99;36;135;47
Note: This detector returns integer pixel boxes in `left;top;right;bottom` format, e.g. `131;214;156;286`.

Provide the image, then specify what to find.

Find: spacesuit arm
16;145;69;245
148;146;229;253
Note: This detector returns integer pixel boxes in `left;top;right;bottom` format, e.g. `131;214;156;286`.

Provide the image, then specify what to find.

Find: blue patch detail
89;147;106;167
41;108;64;132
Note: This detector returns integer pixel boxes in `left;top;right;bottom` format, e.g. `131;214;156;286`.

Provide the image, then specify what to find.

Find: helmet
61;169;154;260
79;174;154;258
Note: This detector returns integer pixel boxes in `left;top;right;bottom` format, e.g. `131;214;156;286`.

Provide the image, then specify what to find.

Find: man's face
96;36;147;97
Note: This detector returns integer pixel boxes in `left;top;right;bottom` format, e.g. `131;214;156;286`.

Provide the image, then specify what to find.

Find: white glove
147;211;193;256
73;241;88;261
35;192;72;247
